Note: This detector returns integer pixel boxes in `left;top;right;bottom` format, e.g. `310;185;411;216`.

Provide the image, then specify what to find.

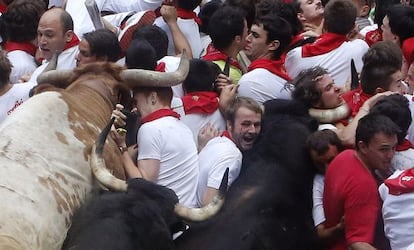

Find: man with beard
196;96;262;207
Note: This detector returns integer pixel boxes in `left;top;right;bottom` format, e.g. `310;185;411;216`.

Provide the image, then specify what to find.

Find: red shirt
323;150;381;249
340;88;372;125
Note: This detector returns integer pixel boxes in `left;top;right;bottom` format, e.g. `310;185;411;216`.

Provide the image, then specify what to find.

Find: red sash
385;168;414;195
221;130;233;142
64;34;80;50
342;88;371;119
248;58;291;81
156;62;166;72
202;43;243;72
396;139;414;152
402;37;414;66
177;8;201;25
0;3;7;13
365;28;382;47
301;33;347;57
181;91;219;115
140;108;181;124
4;41;37;56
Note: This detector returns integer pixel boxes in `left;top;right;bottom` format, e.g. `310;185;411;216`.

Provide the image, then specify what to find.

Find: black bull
175;99;319;249
65;99;319;250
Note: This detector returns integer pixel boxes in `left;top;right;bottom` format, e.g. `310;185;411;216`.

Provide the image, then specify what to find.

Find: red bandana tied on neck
202;43;243;72
176;7;202;25
248;58;291;81
402;37;414;66
301;33;347;57
221;130;233;142
140;108;181;124
385;168;414;195
365;29;382;47
0;3;7;13
181;91;219;115
4;41;37;56
156;62;166;72
64;34;80;50
396;139;414;152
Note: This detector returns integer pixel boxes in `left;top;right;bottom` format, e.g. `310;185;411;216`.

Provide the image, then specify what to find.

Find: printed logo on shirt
7;99;24;115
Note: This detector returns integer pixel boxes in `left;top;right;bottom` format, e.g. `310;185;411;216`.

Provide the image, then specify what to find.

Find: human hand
219;84;238;114
198;123;219;152
110;104;127;146
362;91;394;110
215;73;233;93
160;5;177;25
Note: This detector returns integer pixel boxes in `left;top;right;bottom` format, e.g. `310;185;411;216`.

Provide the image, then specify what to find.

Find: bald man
26;7;79;87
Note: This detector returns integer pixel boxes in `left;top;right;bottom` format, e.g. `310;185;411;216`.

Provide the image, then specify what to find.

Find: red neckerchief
248;58;291;81
301;33;347;57
202;43;243;72
181;91;218;115
140;108;180;124
402;37;414;66
64;34;80;50
385;168;414;195
365;28;382;47
337;88;371;126
156;62;166;72
0;3;6;13
176;7;201;25
221;130;234;142
4;41;37;56
396;139;414;152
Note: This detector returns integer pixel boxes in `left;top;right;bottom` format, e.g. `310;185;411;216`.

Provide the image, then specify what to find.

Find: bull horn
120;49;189;88
42;52;59;73
90;118;128;191
308;102;350;123
36;69;75;87
174;168;228;222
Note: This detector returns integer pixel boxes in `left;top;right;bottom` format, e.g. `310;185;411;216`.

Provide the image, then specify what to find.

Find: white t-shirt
312;173;325;226
197;136;242;207
238;68;292;104
7;50;37;84
158;56;184;98
405;94;414;144
379;170;414;250
0;83;33;123
285;39;369;87
27;46;78;87
154;16;203;59
101;0;162;13
391;149;414;173
173;98;226;144
137;116;199;207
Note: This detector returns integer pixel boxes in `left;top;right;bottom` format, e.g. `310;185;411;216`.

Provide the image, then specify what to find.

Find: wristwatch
118;146;128;153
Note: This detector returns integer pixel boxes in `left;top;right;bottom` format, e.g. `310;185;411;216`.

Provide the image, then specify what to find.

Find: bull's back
0;92;99;249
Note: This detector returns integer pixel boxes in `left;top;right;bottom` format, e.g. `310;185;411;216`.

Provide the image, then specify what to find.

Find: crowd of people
1;0;414;248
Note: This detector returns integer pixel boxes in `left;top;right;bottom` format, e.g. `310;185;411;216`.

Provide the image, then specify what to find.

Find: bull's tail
90;118;127;192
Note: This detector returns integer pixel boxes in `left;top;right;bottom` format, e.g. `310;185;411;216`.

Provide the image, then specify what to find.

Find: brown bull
0;52;189;250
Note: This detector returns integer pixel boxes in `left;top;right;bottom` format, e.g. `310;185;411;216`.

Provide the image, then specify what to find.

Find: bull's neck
80;81;118;108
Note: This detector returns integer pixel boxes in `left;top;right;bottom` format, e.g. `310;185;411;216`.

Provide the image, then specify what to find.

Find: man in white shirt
154;0;203;58
26;7;79;87
286;0;369;88
197;96;262;207
238;14;293;104
0;51;32;123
